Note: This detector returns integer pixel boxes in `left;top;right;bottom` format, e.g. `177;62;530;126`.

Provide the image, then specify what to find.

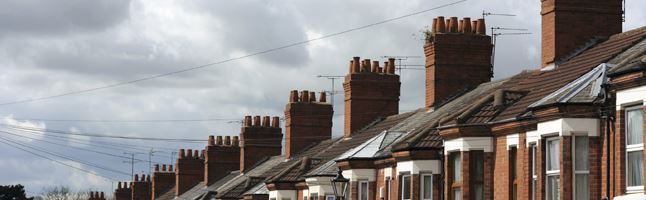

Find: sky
0;0;644;196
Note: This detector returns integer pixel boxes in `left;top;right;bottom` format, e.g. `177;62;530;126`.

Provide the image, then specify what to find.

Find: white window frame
311;193;319;200
420;174;433;200
304;196;308;200
625;105;644;193
529;143;537;200
359;181;369;200
572;135;590;199
545;137;560;200
401;174;411;200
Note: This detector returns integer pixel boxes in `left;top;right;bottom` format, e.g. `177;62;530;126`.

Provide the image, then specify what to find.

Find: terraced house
105;0;646;200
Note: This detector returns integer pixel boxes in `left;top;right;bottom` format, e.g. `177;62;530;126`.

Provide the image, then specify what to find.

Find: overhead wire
0;0;467;107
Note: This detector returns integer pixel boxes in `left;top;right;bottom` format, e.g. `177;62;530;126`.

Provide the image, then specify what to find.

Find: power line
0;0;467;107
0;138;117;182
0;129;161;164
0;136;130;178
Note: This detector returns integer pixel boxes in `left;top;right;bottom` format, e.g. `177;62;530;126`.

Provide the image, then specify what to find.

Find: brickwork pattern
285;90;333;159
175;149;204;196
152;164;175;199
131;174;151;200
239;115;282;172
114;182;131;200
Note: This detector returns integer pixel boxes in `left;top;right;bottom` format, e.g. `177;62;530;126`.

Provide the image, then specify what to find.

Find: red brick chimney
240;115;282;172
424;16;492;110
114;182;131;200
175;149;205;196
343;57;400;137
152;164;175;199
88;191;105;200
131;174;151;200
204;135;240;185
540;0;622;68
285;90;333;159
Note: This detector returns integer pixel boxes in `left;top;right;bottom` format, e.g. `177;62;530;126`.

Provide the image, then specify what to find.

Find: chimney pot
200;150;205;159
232;136;239;146
262;116;270;127
472;20;478;34
216;136;223;145
271;116;280;128
372;61;379;72
309;91;316;102
169;165;173;171
319;91;327;103
449;17;458;32
179;149;185;158
445;19;450;32
352;57;361;73
476;19;486;35
458;19;464;33
387;58;396;74
155;164;160;171
461;17;472;34
289;90;299;103
100;192;104;199
244;116;252;127
194;150;199;158
432;18;438;33
349;60;355;73
134;174;139;182
186;149;193;158
253;116;261;126
301;91;310;103
224;136;231;146
146;175;151;182
208;135;215;146
437;16;446;33
118;182;122;189
162;164;167;171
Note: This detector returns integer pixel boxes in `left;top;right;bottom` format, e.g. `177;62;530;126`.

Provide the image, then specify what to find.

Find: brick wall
343;57;400;137
240;116;282;172
205;135;240;185
560;136;572;200
590;137;602;200
114;182;131;200
424;16;492;110
540;0;622;67
175;149;204;196
152;164;175;199
131;174;151;200
88;191;105;200
285;90;333;159
614;109;626;195
493;136;509;199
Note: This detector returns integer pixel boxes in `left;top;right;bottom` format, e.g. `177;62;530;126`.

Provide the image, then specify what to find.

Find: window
449;152;462;200
304;196;308;200
311;193;318;200
325;195;335;200
573;136;589;200
529;143;537;200
401;175;411;200
271;198;276;200
385;178;391;200
470;151;484;200
510;147;517;200
359;181;368;200
421;174;432;200
546;138;560;200
626;106;644;192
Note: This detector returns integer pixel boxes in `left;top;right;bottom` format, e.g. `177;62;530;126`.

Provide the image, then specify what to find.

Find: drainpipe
601;81;613;200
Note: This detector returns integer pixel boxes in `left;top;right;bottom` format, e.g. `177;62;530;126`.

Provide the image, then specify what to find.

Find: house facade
103;0;646;200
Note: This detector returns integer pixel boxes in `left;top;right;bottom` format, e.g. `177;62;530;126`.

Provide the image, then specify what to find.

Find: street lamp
331;170;349;200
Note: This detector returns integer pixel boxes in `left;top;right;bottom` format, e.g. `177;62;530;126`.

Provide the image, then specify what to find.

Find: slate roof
491;27;646;122
157;186;176;200
607;38;646;76
213;156;285;199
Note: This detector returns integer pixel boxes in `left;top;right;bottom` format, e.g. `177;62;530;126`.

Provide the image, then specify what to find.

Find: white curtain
627;151;644;186
627;109;644;145
575;137;589;171
575;174;589;200
547;139;560;170
547;176;560;200
452;153;461;181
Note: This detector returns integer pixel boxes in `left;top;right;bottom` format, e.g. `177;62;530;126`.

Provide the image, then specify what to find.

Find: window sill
626;186;644;194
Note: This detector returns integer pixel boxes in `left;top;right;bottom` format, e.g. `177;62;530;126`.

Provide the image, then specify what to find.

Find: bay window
546;138;560;200
529;143;537;200
471;151;484;200
359;181;368;200
626;106;644;192
450;152;461;200
401;175;411;200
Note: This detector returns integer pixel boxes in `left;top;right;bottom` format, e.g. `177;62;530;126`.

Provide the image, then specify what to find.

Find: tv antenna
490;27;531;70
123;152;144;181
316;75;344;105
381;56;422;75
482;11;516;35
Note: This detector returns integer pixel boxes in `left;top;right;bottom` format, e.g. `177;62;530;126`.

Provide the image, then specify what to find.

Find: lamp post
331;170;349;200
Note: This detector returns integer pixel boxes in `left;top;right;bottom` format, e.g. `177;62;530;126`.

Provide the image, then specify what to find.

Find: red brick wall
131;174;151;200
240;116;282;172
343;57;400;137
540;0;622;67
205;135;240;185
152;165;175;199
424;16;492;110
390;167;398;200
493;136;509;200
376;169;385;200
285;90;333;159
614;109;626;196
175;149;204;196
560;136;573;200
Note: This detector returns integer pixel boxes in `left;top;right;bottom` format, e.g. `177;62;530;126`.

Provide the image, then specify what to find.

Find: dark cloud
0;0;130;37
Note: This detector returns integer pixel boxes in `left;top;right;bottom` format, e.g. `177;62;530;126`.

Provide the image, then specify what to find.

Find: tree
0;184;34;200
39;186;87;200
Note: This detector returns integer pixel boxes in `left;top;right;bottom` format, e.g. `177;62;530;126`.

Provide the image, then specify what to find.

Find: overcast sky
0;0;644;196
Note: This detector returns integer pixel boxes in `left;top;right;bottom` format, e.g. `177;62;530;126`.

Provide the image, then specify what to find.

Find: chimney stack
343;57;400;137
114;182;131;200
239;115;283;172
131;173;151;200
204;135;240;186
540;0;622;68
152;164;175;199
424;16;492;111
285;90;333;159
175;149;204;196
